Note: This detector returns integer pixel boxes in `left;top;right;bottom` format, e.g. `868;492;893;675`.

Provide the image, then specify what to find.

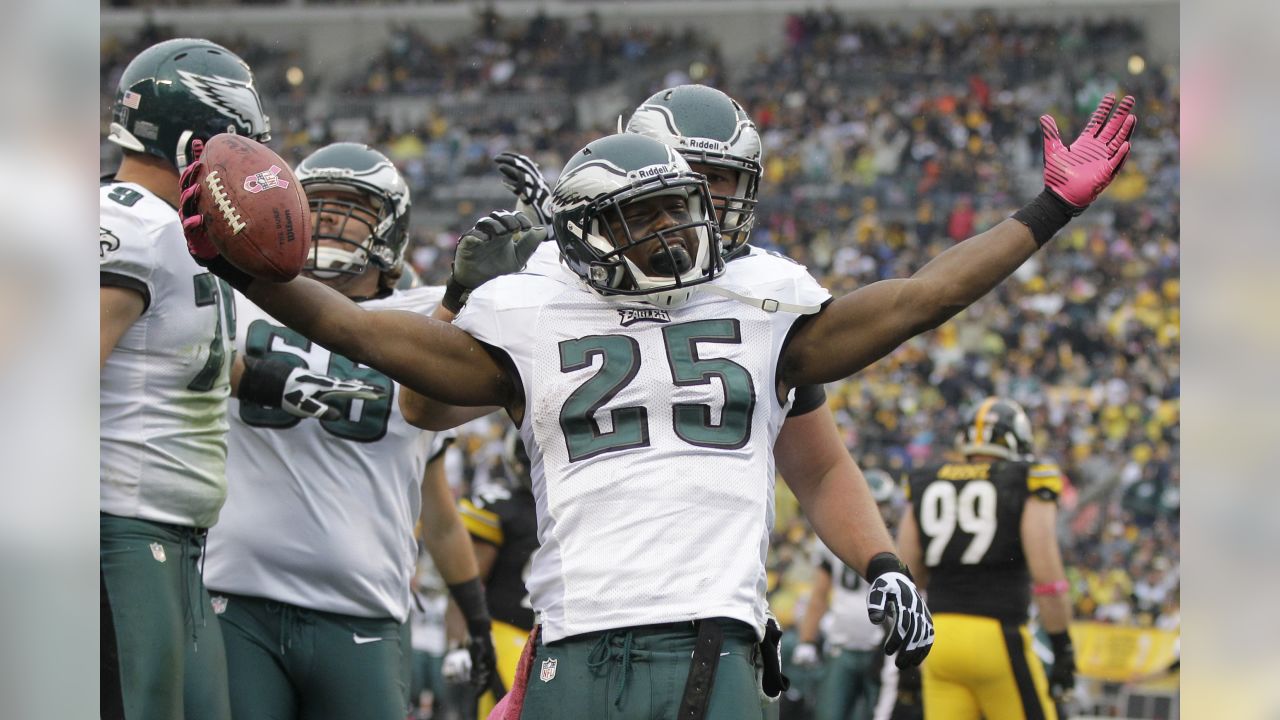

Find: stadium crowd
101;6;1179;716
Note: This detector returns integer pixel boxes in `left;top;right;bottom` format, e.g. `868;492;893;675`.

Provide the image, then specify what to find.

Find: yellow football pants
922;614;1057;720
476;619;531;719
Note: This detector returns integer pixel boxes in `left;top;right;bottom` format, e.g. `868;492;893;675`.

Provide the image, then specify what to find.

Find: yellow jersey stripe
973;397;998;442
1027;474;1064;494
459;500;504;544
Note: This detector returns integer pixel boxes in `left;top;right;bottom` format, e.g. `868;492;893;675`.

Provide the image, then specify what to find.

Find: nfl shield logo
149;542;166;563
210;596;228;615
539;658;558;683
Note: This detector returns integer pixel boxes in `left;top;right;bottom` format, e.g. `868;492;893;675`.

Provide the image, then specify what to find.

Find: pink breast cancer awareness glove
176;138;220;262
1040;93;1137;211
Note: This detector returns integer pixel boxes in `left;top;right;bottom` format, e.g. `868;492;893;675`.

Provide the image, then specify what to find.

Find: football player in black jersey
897;397;1075;720
454;427;541;718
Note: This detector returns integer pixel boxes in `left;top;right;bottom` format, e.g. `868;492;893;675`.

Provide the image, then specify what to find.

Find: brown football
197;134;310;282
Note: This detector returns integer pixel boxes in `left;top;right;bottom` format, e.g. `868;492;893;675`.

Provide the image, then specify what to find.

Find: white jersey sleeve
454;255;828;643
99;181;234;528
100;187;156;309
523;240;566;278
720;245;832;317
203;285;446;622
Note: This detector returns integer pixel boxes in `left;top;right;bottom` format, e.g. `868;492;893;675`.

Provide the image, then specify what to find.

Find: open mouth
649;240;694;276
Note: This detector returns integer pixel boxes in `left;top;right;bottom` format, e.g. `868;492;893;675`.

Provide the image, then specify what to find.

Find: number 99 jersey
904;460;1062;624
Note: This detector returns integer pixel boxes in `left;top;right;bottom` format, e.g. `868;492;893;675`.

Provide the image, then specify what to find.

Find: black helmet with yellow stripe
957;397;1034;461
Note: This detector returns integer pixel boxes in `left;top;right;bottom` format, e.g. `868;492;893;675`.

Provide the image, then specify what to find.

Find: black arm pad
447;577;491;632
238;356;294;407
865;552;913;583
1012;189;1078;247
203;255;255;293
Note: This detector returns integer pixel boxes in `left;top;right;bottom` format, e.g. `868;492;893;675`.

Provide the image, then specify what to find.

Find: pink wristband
1033;580;1069;596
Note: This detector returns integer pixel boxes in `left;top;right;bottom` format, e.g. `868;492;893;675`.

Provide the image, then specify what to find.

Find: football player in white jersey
446;89;925;708
200;142;495;720
102;41;385;720
793;469;901;720
177;89;1134;718
100;38;273;720
429;89;904;625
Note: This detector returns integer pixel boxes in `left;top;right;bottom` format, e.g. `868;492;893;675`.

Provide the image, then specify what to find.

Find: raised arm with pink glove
1013;93;1137;245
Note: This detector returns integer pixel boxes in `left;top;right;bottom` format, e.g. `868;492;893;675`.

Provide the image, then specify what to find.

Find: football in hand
197;134;310;282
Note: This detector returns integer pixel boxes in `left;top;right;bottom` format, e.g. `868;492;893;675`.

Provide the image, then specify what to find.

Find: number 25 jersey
905;459;1062;624
454;252;830;643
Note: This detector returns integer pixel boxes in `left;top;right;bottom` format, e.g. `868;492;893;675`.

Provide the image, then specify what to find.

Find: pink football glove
176;138;219;261
1040;93;1136;210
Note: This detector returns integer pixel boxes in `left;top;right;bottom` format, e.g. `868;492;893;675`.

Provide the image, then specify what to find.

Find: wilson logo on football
204;170;247;235
244;165;290;194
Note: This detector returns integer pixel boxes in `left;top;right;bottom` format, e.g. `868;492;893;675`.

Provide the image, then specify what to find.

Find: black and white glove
282;368;383;421
494;152;553;227
1048;631;1077;702
239;357;384;422
865;553;934;668
442;210;546;313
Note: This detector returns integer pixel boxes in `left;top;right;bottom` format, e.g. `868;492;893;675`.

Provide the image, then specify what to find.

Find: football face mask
551;134;723;308
296;142;411;280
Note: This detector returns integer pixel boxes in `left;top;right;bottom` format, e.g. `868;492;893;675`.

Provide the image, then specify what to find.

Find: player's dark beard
649;243;693;276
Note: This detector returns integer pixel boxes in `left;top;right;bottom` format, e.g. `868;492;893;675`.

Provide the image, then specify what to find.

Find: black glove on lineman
448;578;498;697
1048;631;1077;702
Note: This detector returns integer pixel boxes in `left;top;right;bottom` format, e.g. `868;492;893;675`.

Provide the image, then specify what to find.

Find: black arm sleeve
100;272;151;314
788;383;828;417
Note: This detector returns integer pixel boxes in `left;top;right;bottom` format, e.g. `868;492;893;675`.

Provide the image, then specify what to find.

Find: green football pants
520;618;766;720
814;647;882;720
100;513;230;720
213;591;411;720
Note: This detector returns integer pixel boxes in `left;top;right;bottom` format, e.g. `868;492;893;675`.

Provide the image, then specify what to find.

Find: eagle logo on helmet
176;69;268;135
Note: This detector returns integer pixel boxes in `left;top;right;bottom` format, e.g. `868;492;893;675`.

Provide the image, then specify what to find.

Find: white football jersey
454;251;830;642
203;286;445;622
813;539;885;651
524;239;565;277
100;181;235;528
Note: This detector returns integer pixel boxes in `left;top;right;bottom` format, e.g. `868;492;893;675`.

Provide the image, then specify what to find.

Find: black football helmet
624;85;762;254
107;38;270;172
295;142;411;279
548;133;722;308
957;397;1035;461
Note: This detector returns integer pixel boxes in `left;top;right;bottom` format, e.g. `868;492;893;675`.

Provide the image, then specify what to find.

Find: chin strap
700;284;823;315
